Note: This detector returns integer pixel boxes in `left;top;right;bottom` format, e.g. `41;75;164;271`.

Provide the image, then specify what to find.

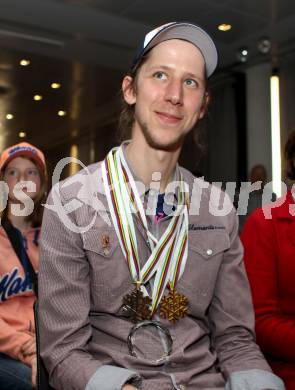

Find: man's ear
122;75;136;105
199;91;210;119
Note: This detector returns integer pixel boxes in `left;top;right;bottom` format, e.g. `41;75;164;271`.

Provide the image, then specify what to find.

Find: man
39;22;284;390
237;164;277;232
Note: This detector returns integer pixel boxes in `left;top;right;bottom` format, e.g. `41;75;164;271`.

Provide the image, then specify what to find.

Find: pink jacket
0;226;39;365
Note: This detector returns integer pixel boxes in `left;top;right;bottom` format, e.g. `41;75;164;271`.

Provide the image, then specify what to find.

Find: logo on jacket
0;267;33;302
188;224;225;231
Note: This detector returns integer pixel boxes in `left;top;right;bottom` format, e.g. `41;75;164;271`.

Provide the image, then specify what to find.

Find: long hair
117;54;150;142
0;156;47;228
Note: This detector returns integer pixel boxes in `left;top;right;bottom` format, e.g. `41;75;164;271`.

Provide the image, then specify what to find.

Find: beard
137;117;187;152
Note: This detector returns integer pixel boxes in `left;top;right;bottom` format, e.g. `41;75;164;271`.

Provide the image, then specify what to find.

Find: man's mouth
155;111;183;124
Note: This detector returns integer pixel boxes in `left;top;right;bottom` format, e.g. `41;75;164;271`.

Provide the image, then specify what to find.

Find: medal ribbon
104;151;140;279
101;145;189;314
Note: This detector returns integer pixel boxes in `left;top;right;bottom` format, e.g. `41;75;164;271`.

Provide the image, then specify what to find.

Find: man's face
123;39;208;151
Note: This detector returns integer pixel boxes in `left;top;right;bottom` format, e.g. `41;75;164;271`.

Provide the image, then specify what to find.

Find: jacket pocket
177;231;231;314
81;227;131;312
82;227;119;258
189;230;230;259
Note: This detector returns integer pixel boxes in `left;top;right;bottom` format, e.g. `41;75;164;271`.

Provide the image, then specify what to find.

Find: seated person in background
39;22;284;390
0;142;47;390
238;164;276;233
241;131;295;390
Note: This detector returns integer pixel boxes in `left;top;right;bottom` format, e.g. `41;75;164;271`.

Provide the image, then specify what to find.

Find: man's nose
164;79;183;105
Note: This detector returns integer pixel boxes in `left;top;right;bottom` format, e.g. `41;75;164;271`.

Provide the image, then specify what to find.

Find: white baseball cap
132;22;218;77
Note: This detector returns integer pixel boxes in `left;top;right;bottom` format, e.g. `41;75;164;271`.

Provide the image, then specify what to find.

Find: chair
34;302;55;390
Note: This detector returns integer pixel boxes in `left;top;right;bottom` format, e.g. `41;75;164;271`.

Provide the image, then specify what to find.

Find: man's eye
154;71;167;80
185;79;197;87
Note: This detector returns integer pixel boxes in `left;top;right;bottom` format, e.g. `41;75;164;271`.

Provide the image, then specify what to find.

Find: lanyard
102;146;189;315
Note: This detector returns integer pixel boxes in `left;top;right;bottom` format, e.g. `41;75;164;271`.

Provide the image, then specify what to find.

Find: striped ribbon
101;145;189;315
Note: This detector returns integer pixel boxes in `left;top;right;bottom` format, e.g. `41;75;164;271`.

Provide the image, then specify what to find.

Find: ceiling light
18;131;26;138
51;82;61;89
237;47;249;63
20;59;30;66
34;94;42;101
270;74;282;197
257;37;271;54
6;113;13;120
218;23;232;32
58;110;66;116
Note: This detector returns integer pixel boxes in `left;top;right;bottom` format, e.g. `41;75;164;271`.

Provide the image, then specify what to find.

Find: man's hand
21;336;37;357
122;385;139;390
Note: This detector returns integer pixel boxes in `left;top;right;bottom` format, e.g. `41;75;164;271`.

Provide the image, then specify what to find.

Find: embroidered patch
188;224;225;231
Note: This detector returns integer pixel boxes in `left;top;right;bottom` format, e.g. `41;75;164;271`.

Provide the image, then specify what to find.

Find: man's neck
125;136;181;193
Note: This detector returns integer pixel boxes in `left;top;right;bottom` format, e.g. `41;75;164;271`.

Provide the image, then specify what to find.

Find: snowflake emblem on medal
122;287;152;323
160;289;189;324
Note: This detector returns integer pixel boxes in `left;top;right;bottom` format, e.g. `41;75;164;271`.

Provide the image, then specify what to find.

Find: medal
122;283;152;323
160;232;189;323
160;289;188;324
102;145;189;325
127;320;173;364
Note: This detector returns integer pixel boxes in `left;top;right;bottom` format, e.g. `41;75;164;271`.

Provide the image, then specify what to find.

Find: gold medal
103;147;189;326
122;283;152;323
160;289;188;324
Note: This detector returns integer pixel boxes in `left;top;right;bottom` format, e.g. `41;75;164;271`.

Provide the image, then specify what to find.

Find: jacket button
206;249;213;255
